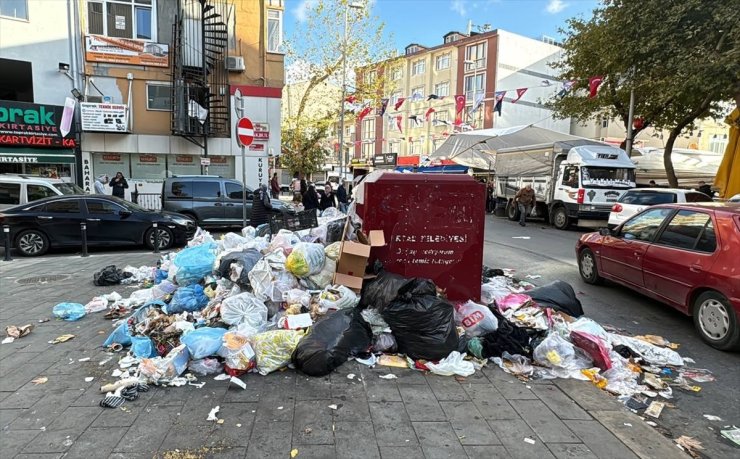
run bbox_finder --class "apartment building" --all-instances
[354,29,569,165]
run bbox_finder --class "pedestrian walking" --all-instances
[270,172,281,199]
[292,178,302,202]
[319,183,336,211]
[514,184,536,227]
[336,179,349,213]
[94,174,109,194]
[302,184,320,212]
[251,183,273,227]
[697,181,713,197]
[300,177,308,195]
[486,181,495,213]
[109,172,128,199]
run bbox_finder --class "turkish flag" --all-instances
[454,94,465,125]
[357,106,372,121]
[394,98,406,111]
[425,107,436,121]
[588,76,604,98]
[396,115,403,133]
[512,88,527,103]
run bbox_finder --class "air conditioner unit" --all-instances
[225,56,245,72]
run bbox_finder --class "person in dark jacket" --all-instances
[250,183,272,227]
[109,172,128,199]
[336,179,348,213]
[319,183,336,211]
[697,181,713,197]
[300,177,308,195]
[302,184,320,211]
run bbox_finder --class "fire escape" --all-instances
[171,0,230,155]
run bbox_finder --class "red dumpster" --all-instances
[354,171,486,301]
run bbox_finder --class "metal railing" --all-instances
[132,193,162,210]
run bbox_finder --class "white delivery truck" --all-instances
[494,140,636,230]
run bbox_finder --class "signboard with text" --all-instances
[0,100,77,148]
[254,122,269,139]
[81,103,129,132]
[85,35,169,67]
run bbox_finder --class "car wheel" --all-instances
[552,206,570,230]
[15,229,49,257]
[506,201,520,221]
[578,248,603,285]
[693,291,740,351]
[145,226,174,251]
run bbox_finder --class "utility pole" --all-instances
[625,88,635,157]
[338,2,363,181]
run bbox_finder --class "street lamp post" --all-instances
[338,2,364,181]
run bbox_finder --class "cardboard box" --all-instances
[333,229,385,291]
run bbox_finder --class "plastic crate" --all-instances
[269,210,318,233]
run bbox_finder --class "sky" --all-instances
[285,0,601,52]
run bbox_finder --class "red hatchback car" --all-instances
[575,203,740,350]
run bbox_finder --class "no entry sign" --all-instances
[236,117,254,147]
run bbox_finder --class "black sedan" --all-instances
[0,195,196,256]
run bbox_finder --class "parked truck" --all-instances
[494,140,636,229]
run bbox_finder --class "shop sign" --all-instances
[373,153,398,167]
[254,122,269,139]
[138,154,158,163]
[200,157,210,166]
[81,103,129,132]
[85,35,169,68]
[175,155,194,163]
[102,154,122,162]
[210,155,228,164]
[0,100,77,148]
[248,143,265,152]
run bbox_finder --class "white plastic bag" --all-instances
[248,258,274,301]
[318,285,358,313]
[608,333,683,366]
[219,292,268,334]
[220,232,252,251]
[218,331,256,371]
[128,288,154,306]
[269,230,300,255]
[427,351,475,377]
[308,258,337,290]
[325,242,341,261]
[267,271,297,302]
[241,226,256,239]
[481,277,513,304]
[455,301,498,337]
[569,317,610,343]
[188,227,215,247]
[285,242,326,277]
[84,297,108,313]
[284,289,311,308]
[533,333,592,377]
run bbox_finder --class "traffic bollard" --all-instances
[152,223,160,254]
[80,222,89,257]
[3,225,11,262]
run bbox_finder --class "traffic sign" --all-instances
[236,117,254,146]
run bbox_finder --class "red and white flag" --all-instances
[512,88,528,103]
[394,98,406,111]
[357,106,372,121]
[395,115,403,133]
[588,76,604,98]
[454,94,466,125]
[425,107,436,121]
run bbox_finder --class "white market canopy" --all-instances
[430,125,587,169]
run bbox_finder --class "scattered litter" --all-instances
[84,377,95,382]
[524,437,536,444]
[703,414,722,422]
[291,449,299,458]
[78,357,91,362]
[378,355,407,368]
[720,427,740,447]
[31,377,48,385]
[683,357,696,364]
[328,404,338,410]
[6,324,33,339]
[675,436,704,457]
[347,373,356,380]
[230,377,246,390]
[206,406,220,421]
[645,421,657,427]
[214,374,231,381]
[624,423,632,427]
[277,406,284,410]
[525,275,541,279]
[49,334,75,344]
[355,355,378,367]
[38,318,50,323]
[1,337,14,344]
[644,401,665,419]
[188,381,206,389]
[378,374,397,380]
[236,423,242,427]
[512,236,531,239]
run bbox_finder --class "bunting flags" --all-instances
[541,80,552,87]
[410,92,424,103]
[379,98,389,117]
[494,91,506,115]
[454,94,466,125]
[425,107,436,121]
[512,88,528,103]
[395,115,403,133]
[471,93,484,113]
[394,98,406,111]
[357,106,372,122]
[557,80,576,98]
[588,76,604,98]
[427,94,441,101]
[345,95,357,103]
[409,115,420,126]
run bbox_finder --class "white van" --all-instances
[0,174,84,210]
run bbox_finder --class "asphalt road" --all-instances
[482,214,740,458]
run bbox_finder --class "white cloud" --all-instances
[293,0,318,23]
[450,0,468,17]
[545,0,568,14]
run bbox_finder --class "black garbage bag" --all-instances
[527,280,584,317]
[292,309,372,376]
[93,265,130,286]
[324,218,347,244]
[381,279,459,361]
[359,269,417,312]
[478,310,535,358]
[216,249,262,289]
[482,265,505,282]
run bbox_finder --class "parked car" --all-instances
[576,202,740,350]
[0,195,196,256]
[608,188,713,228]
[729,193,740,203]
[0,174,85,210]
[161,176,293,228]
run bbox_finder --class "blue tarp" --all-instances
[394,165,469,174]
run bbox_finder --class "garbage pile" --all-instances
[53,208,712,420]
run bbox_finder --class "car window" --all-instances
[55,183,84,195]
[619,191,676,205]
[562,166,579,187]
[193,181,221,198]
[27,184,58,202]
[43,200,80,214]
[685,192,713,203]
[170,181,192,198]
[0,183,21,205]
[225,182,244,199]
[656,210,715,252]
[86,199,125,215]
[619,207,673,242]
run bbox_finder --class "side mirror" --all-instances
[119,210,133,218]
[599,228,611,237]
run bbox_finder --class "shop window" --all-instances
[27,185,57,202]
[0,183,21,206]
[146,83,172,111]
[267,9,283,53]
[87,199,125,214]
[44,200,81,214]
[87,0,156,41]
[0,0,28,20]
[0,58,33,102]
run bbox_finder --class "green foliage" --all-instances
[280,124,331,177]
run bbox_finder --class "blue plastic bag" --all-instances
[155,269,168,284]
[174,243,216,286]
[181,327,227,359]
[131,336,157,358]
[103,322,132,347]
[164,285,208,314]
[52,302,86,321]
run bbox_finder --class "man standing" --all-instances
[514,184,536,227]
[251,183,273,228]
[270,172,281,199]
[336,179,349,213]
[94,174,109,194]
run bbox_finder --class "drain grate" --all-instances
[16,274,71,285]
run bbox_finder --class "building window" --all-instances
[435,53,450,71]
[0,0,28,20]
[709,135,728,154]
[411,59,425,76]
[390,91,402,106]
[391,67,402,80]
[435,111,449,123]
[267,9,283,53]
[364,70,376,85]
[464,73,485,102]
[434,81,450,97]
[388,142,399,154]
[0,58,33,102]
[146,83,172,110]
[267,0,283,6]
[465,42,487,71]
[87,1,157,41]
[411,86,424,100]
[362,142,375,158]
[362,119,375,140]
[601,118,609,128]
[406,45,419,55]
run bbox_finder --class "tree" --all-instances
[549,0,740,186]
[281,0,397,177]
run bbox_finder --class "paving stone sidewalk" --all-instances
[0,251,683,459]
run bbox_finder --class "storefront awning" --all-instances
[0,147,77,164]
